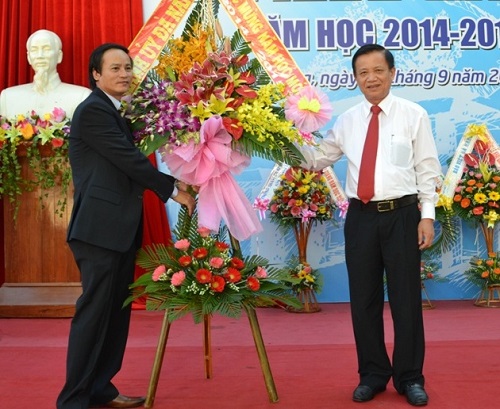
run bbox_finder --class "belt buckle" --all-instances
[377,200,395,212]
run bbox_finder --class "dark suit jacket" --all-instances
[67,88,175,252]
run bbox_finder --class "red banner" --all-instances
[219,0,309,94]
[128,0,309,95]
[128,0,193,93]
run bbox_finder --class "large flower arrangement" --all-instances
[126,208,301,323]
[451,137,500,253]
[452,139,500,227]
[0,107,71,219]
[122,2,332,241]
[123,23,313,162]
[265,167,336,301]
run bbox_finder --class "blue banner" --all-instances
[149,0,499,302]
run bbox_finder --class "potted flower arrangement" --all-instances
[0,107,72,219]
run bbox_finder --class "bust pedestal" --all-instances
[0,152,81,317]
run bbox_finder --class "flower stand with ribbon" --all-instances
[446,124,500,307]
[122,0,339,405]
[264,166,339,313]
[126,208,302,407]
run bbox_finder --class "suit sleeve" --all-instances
[77,101,175,202]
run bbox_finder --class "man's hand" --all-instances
[176,181,200,195]
[172,190,196,215]
[418,218,435,250]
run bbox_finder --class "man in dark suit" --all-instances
[56,43,195,409]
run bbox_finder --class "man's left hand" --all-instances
[418,218,435,250]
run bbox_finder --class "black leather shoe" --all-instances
[402,383,428,406]
[352,385,386,402]
[90,394,146,408]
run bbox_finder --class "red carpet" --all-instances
[0,301,499,409]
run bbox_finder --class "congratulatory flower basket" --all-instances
[125,206,302,405]
[125,206,301,323]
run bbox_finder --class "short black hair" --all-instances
[88,43,132,89]
[352,44,395,74]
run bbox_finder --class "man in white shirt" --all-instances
[301,44,441,407]
[0,29,90,118]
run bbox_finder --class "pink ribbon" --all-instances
[161,116,262,241]
[301,209,316,223]
[337,200,349,219]
[253,197,269,221]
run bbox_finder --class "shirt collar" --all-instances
[362,92,393,117]
[101,90,122,110]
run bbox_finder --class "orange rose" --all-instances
[460,198,471,208]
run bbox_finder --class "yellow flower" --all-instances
[297,185,310,194]
[305,274,315,283]
[489,191,500,201]
[474,192,488,204]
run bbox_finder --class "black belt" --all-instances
[349,194,418,213]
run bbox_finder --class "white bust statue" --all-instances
[0,29,91,119]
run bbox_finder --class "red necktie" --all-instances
[357,105,382,203]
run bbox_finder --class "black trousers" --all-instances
[344,201,425,393]
[56,239,138,409]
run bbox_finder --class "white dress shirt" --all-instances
[301,92,441,219]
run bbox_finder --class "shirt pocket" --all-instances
[390,134,412,167]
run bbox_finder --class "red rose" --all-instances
[210,275,226,292]
[246,276,260,291]
[196,269,212,283]
[193,247,208,259]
